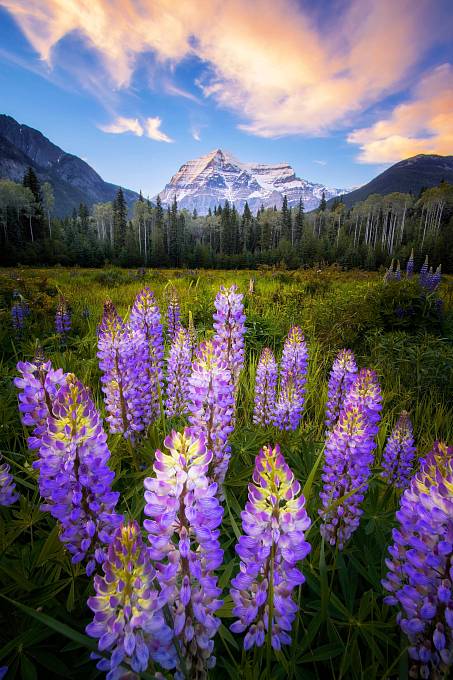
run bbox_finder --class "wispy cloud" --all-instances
[145,117,173,142]
[314,160,327,166]
[347,64,453,163]
[99,115,173,142]
[2,0,451,152]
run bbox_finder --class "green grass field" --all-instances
[0,266,452,679]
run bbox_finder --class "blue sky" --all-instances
[0,0,452,197]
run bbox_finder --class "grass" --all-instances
[0,265,452,679]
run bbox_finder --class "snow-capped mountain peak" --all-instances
[158,149,347,214]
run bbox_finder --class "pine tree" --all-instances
[294,198,304,246]
[319,191,327,212]
[241,201,253,252]
[23,167,44,239]
[281,195,291,243]
[112,188,127,256]
[221,200,233,255]
[169,196,178,265]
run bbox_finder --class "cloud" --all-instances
[191,127,201,142]
[99,116,143,136]
[314,160,327,166]
[347,64,453,163]
[144,116,173,142]
[2,0,450,139]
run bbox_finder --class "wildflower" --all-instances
[188,311,197,359]
[15,350,67,450]
[55,296,71,336]
[384,259,395,282]
[253,348,278,426]
[35,375,121,575]
[0,456,19,506]
[394,261,401,281]
[188,340,234,487]
[11,301,29,332]
[98,300,151,440]
[419,256,429,288]
[343,368,383,434]
[129,288,164,422]
[165,328,191,418]
[167,288,182,343]
[406,250,414,278]
[319,403,377,550]
[86,521,176,678]
[230,444,311,650]
[382,442,453,679]
[274,326,308,431]
[213,284,246,394]
[325,349,358,430]
[381,411,416,489]
[144,430,223,677]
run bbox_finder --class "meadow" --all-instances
[0,265,452,680]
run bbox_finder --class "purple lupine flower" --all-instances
[34,374,121,575]
[188,311,197,359]
[274,326,308,431]
[165,327,191,418]
[167,288,182,343]
[381,411,416,489]
[325,349,358,430]
[188,339,234,487]
[253,347,278,426]
[55,297,71,336]
[343,368,383,434]
[97,300,151,440]
[382,441,453,680]
[87,521,176,678]
[319,403,377,550]
[394,261,401,281]
[406,250,414,278]
[384,259,395,283]
[213,284,246,394]
[431,264,442,291]
[230,444,311,651]
[15,351,67,450]
[11,302,26,332]
[144,429,224,677]
[419,255,429,288]
[129,288,164,422]
[0,456,19,506]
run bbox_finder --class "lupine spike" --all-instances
[343,368,383,433]
[395,260,401,281]
[188,311,197,359]
[381,411,416,489]
[319,403,377,549]
[274,326,308,431]
[144,429,224,678]
[0,455,19,506]
[98,300,152,440]
[86,521,176,678]
[129,288,165,422]
[213,284,246,394]
[406,249,414,278]
[15,351,67,451]
[167,287,182,343]
[55,296,71,336]
[419,255,429,288]
[230,444,311,650]
[165,327,191,418]
[34,374,121,575]
[382,441,453,679]
[325,349,358,430]
[188,339,234,487]
[11,300,29,333]
[253,347,278,426]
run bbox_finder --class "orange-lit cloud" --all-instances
[1,0,450,146]
[348,64,453,162]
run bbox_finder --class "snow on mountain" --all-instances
[157,149,347,214]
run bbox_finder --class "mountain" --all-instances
[331,154,453,208]
[158,149,347,214]
[0,114,139,216]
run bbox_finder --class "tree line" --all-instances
[1,167,452,271]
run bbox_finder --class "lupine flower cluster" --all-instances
[319,403,377,549]
[382,441,453,679]
[325,349,358,430]
[253,347,278,426]
[98,300,152,440]
[381,411,416,489]
[15,351,67,450]
[167,288,182,342]
[188,311,197,358]
[0,455,19,506]
[144,429,224,678]
[34,374,121,575]
[55,296,71,336]
[86,521,176,679]
[419,256,429,288]
[165,327,192,418]
[129,288,165,422]
[188,340,234,487]
[274,326,308,431]
[11,298,30,333]
[422,265,442,293]
[343,368,383,434]
[230,444,311,650]
[213,284,246,394]
[406,250,414,278]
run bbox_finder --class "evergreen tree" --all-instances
[319,191,327,212]
[23,167,44,239]
[112,188,127,256]
[169,196,178,265]
[294,198,304,246]
[221,200,233,255]
[281,195,291,242]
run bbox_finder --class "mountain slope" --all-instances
[331,154,453,208]
[0,114,139,216]
[158,149,347,214]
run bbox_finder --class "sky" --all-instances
[0,0,452,198]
